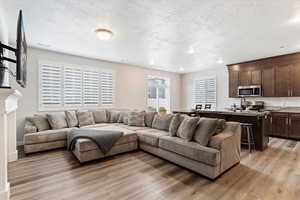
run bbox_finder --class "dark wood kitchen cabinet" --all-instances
[227,52,300,97]
[270,113,289,137]
[275,64,291,97]
[269,112,300,139]
[229,70,239,98]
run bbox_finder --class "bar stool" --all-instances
[241,123,255,153]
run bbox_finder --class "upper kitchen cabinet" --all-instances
[228,52,300,98]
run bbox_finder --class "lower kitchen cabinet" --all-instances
[269,112,300,139]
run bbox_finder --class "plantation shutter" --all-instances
[39,64,63,107]
[83,70,99,105]
[64,67,82,106]
[100,71,114,105]
[193,78,216,108]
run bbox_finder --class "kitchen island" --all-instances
[173,109,270,151]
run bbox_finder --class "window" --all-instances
[193,77,216,109]
[147,75,170,112]
[39,62,115,110]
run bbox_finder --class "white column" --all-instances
[0,89,22,200]
[7,111,17,162]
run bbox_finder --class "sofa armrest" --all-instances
[24,119,37,134]
[208,122,241,173]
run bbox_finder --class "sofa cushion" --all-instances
[80,123,111,128]
[92,110,108,123]
[215,119,226,135]
[159,136,220,166]
[144,111,157,127]
[176,116,199,141]
[32,114,51,131]
[77,111,95,127]
[109,111,120,123]
[193,118,219,146]
[169,114,182,136]
[118,111,128,124]
[137,128,169,147]
[47,112,68,129]
[116,123,149,131]
[65,111,79,128]
[152,114,174,131]
[24,128,74,145]
[128,111,145,127]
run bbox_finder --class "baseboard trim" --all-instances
[0,183,10,200]
[8,150,18,162]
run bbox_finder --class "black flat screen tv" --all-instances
[16,10,27,88]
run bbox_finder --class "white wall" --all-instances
[182,66,300,110]
[12,48,182,144]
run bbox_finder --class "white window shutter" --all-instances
[83,70,99,105]
[193,78,216,108]
[64,67,82,106]
[40,64,63,107]
[100,71,114,105]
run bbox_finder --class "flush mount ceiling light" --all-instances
[179,67,185,71]
[95,28,113,40]
[187,47,195,54]
[217,58,224,64]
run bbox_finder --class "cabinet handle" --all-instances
[271,117,272,124]
[286,118,289,125]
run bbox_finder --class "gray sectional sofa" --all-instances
[23,109,241,179]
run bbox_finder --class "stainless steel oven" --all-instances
[237,85,262,97]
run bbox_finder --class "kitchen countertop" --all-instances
[173,109,270,117]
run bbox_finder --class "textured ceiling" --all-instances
[3,0,300,73]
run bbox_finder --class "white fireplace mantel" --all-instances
[0,89,22,200]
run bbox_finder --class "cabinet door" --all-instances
[262,67,275,97]
[229,70,239,97]
[251,70,261,85]
[289,114,300,139]
[271,113,289,137]
[239,71,252,86]
[275,65,291,97]
[291,63,300,97]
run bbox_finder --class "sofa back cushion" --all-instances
[152,114,174,131]
[77,111,95,127]
[193,117,219,146]
[176,116,199,141]
[144,111,157,127]
[31,114,50,131]
[65,110,79,127]
[92,110,108,123]
[169,114,182,136]
[215,119,226,135]
[47,112,68,129]
[127,111,146,127]
[118,111,129,124]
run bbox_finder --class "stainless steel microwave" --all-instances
[237,85,262,97]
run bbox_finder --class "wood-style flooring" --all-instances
[8,138,300,200]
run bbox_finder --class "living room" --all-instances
[1,1,300,200]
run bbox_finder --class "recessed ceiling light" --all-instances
[179,67,184,71]
[150,60,155,65]
[95,28,113,40]
[187,47,195,54]
[217,58,223,64]
[289,15,300,24]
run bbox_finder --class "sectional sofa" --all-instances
[23,109,241,179]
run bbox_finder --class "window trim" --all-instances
[38,60,115,112]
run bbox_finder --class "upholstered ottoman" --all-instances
[72,125,138,163]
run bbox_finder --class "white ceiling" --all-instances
[3,0,300,73]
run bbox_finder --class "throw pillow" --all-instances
[47,112,68,129]
[65,110,79,128]
[31,114,51,131]
[169,114,182,136]
[76,110,95,127]
[176,116,199,141]
[128,111,146,127]
[92,110,107,123]
[144,111,157,127]
[118,111,129,124]
[152,114,174,131]
[109,111,120,123]
[215,119,226,135]
[193,117,219,146]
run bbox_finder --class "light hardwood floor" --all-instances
[8,138,300,200]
